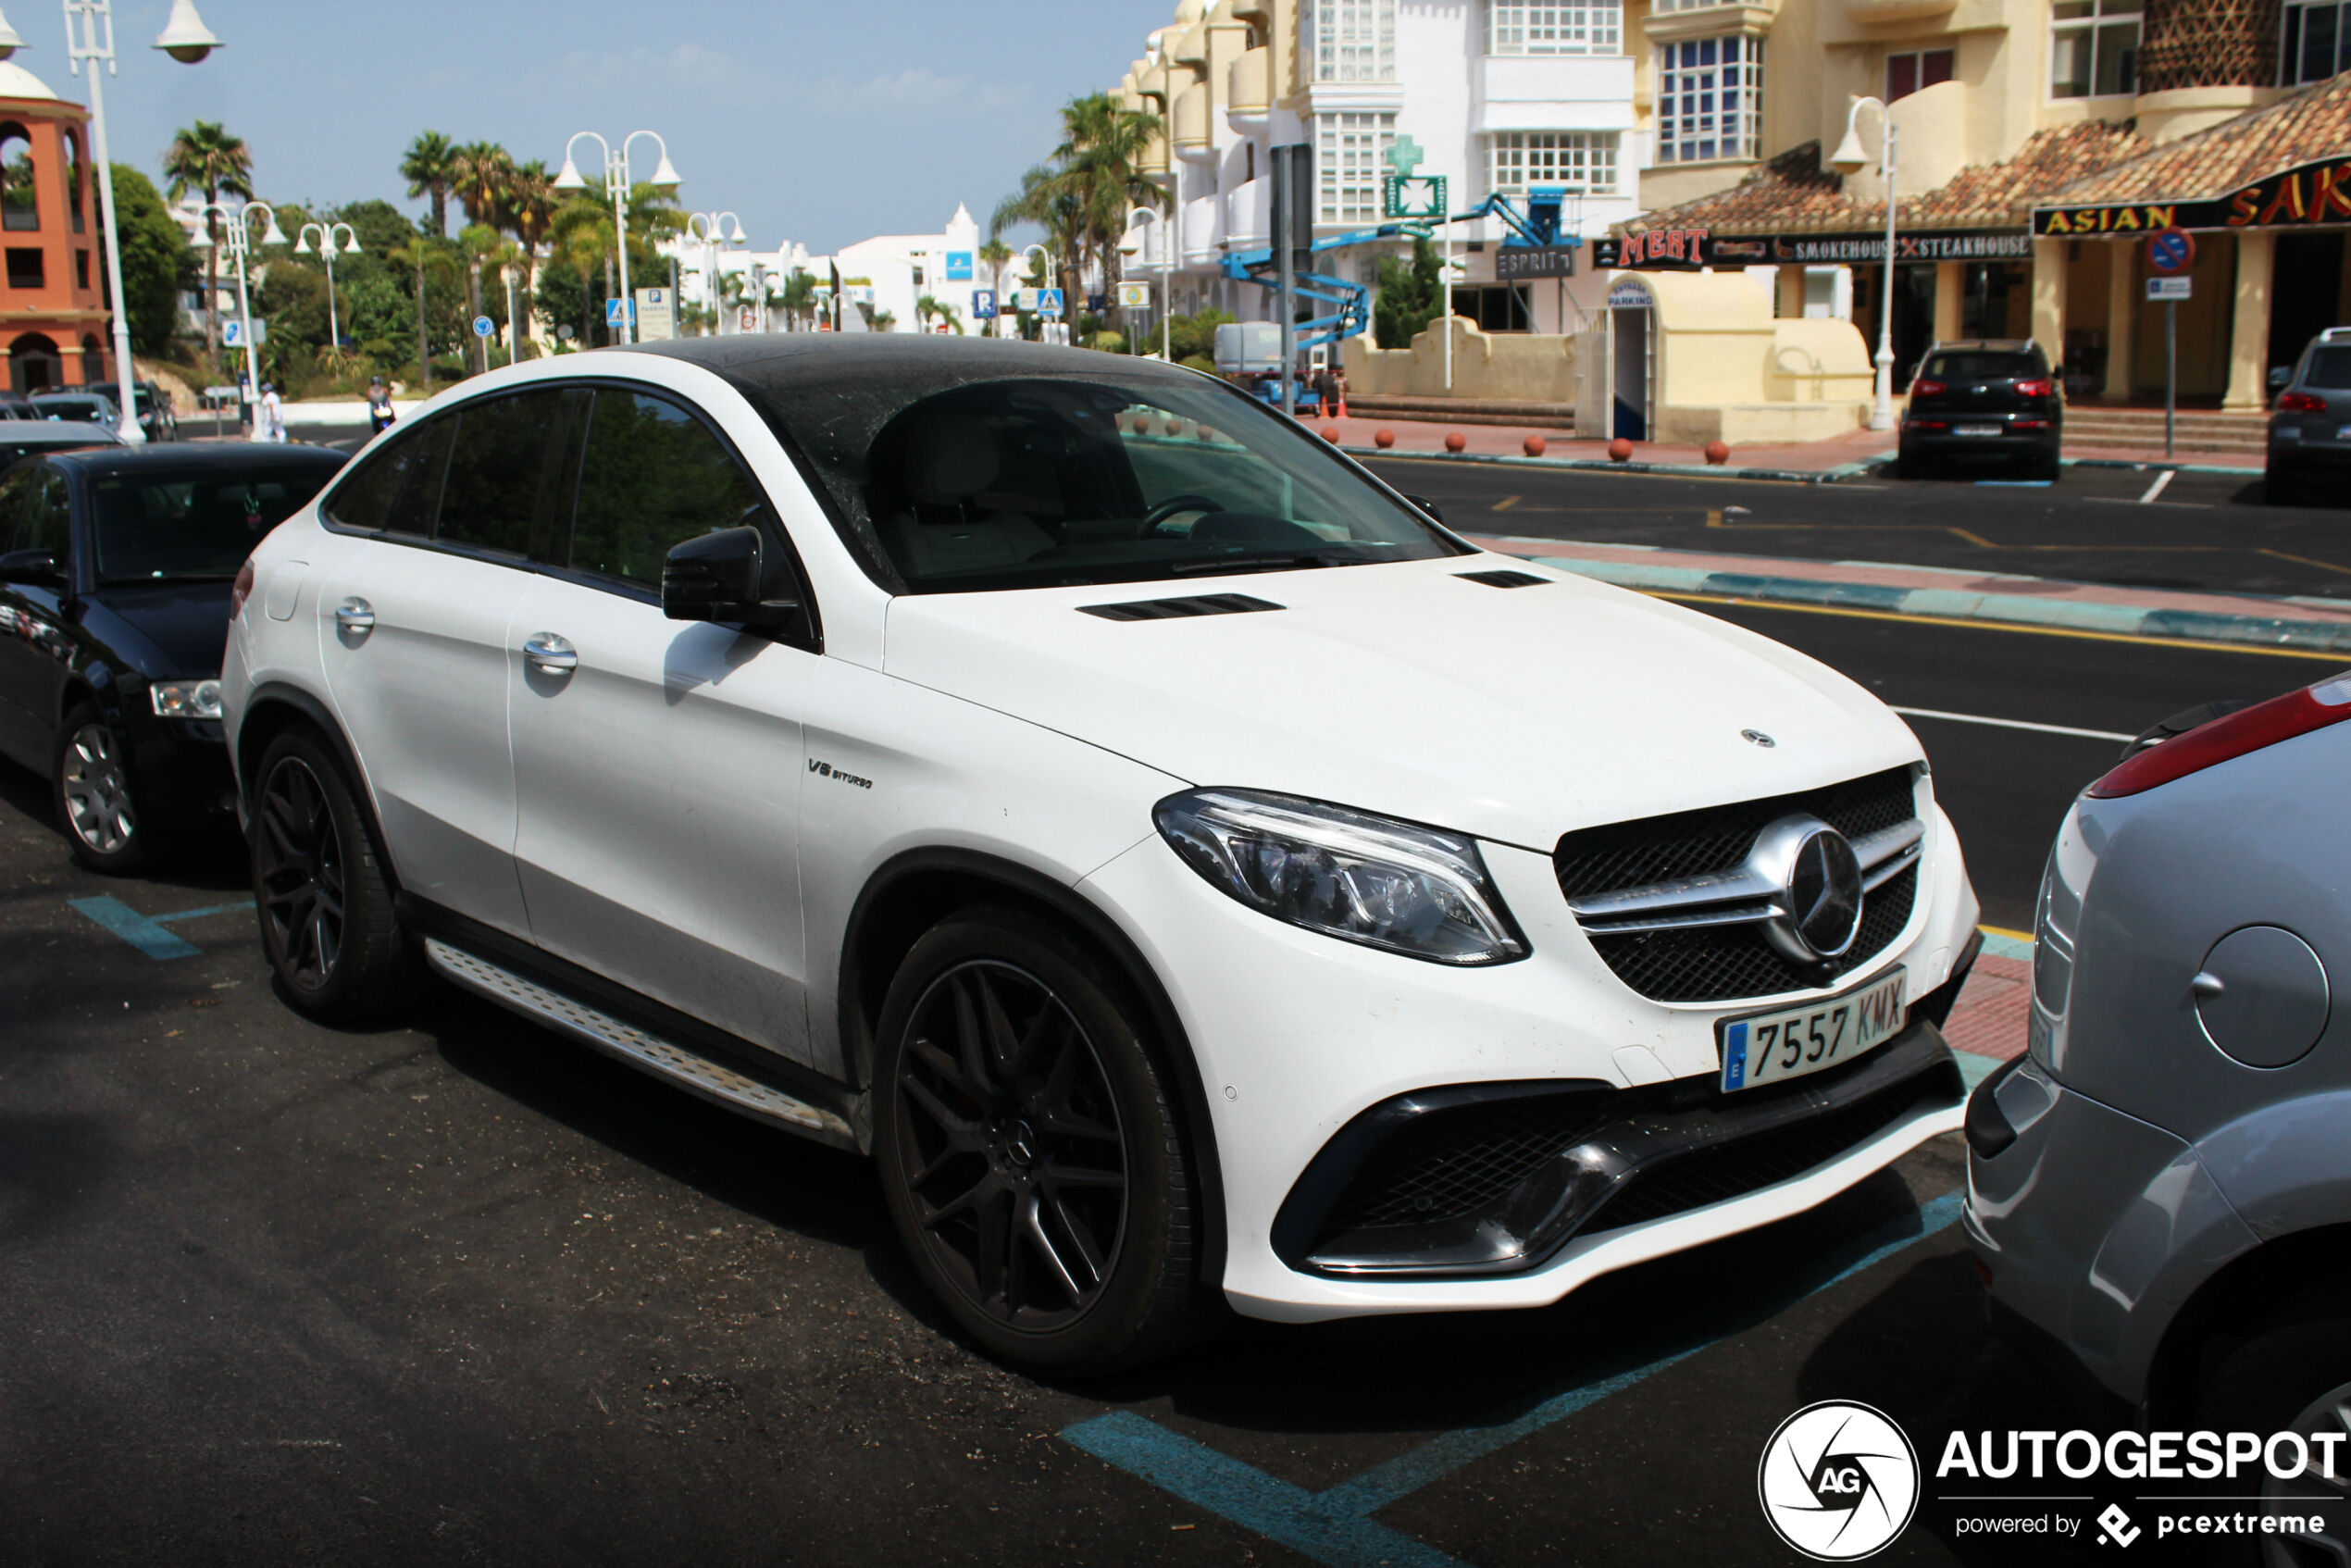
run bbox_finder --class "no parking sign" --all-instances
[2148,228,2196,275]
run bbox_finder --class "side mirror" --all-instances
[0,547,61,586]
[661,525,801,628]
[2270,366,2294,391]
[1403,493,1444,524]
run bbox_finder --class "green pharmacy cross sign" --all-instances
[1383,133,1446,219]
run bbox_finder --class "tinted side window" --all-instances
[0,467,37,551]
[323,424,426,532]
[18,469,68,556]
[570,390,771,585]
[435,389,579,559]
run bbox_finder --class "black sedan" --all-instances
[0,443,345,871]
[1895,339,2063,480]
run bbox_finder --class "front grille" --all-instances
[1583,1068,1939,1235]
[1557,767,1921,1003]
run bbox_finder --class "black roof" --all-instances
[39,442,346,477]
[618,333,1203,396]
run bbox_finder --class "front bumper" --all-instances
[129,715,236,826]
[1079,800,1981,1321]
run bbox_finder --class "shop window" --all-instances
[2050,0,2139,98]
[1313,0,1395,81]
[6,247,42,289]
[2281,0,2351,85]
[0,126,35,232]
[1887,48,1955,101]
[1487,0,1621,56]
[1658,35,1763,163]
[1316,111,1394,224]
[1486,131,1618,197]
[1453,284,1532,332]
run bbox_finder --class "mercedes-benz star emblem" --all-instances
[1742,728,1775,747]
[1751,815,1867,965]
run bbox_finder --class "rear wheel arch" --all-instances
[2145,1221,2351,1422]
[840,847,1226,1290]
[235,683,402,896]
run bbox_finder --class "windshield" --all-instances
[1920,352,2043,381]
[754,371,1463,593]
[2303,346,2351,390]
[91,466,335,581]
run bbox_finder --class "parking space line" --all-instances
[69,896,251,961]
[2139,469,2177,504]
[1889,705,2135,742]
[1064,1192,1965,1567]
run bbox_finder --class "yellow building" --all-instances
[1605,0,2351,410]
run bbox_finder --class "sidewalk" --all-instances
[1318,411,2263,477]
[1464,530,2351,654]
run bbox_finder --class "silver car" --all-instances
[2266,326,2351,504]
[1965,669,2351,1544]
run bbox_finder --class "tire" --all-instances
[53,704,146,874]
[1896,450,1928,481]
[2195,1279,2351,1566]
[2027,454,2061,483]
[872,906,1204,1375]
[248,725,413,1023]
[2267,466,2303,505]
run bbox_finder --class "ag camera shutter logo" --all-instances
[1758,1400,1921,1560]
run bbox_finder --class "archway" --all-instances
[10,331,61,392]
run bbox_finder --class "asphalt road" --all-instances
[2,604,2320,1567]
[1365,456,2351,602]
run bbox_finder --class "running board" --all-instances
[424,939,858,1151]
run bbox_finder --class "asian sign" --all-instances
[2032,156,2351,235]
[1592,229,2034,269]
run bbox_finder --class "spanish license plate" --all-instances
[1719,969,1907,1092]
[1953,425,2001,437]
[2336,425,2351,440]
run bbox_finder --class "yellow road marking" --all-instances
[1491,494,1520,511]
[2259,547,2351,577]
[1645,591,2351,662]
[1981,925,2036,944]
[1948,528,1999,549]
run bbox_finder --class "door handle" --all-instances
[334,597,375,633]
[523,631,578,673]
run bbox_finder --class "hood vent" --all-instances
[1457,569,1549,589]
[1079,592,1284,622]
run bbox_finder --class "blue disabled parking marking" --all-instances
[70,896,251,961]
[1063,1192,1964,1568]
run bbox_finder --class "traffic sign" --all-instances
[1116,280,1151,309]
[971,289,997,319]
[1039,287,1064,319]
[222,318,266,347]
[471,315,493,339]
[2146,276,2192,302]
[605,297,634,329]
[2148,227,2196,275]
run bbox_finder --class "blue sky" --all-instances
[66,0,1171,252]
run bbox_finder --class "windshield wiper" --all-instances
[1167,548,1372,575]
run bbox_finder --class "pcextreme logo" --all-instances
[1758,1400,1922,1561]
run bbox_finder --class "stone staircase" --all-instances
[2061,405,2268,455]
[1344,394,1578,432]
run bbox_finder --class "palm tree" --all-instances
[386,232,456,392]
[161,119,253,364]
[457,222,507,373]
[991,94,1164,338]
[778,268,817,332]
[400,131,460,238]
[451,141,514,230]
[501,160,557,344]
[548,181,683,344]
[976,237,1014,335]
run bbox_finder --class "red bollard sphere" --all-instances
[1704,440,1731,466]
[1445,430,1467,453]
[1374,429,1396,449]
[1163,418,1184,437]
[1320,424,1339,442]
[1523,434,1547,458]
[1608,438,1634,461]
[1197,427,1217,443]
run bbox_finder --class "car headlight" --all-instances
[151,679,222,719]
[1153,789,1527,965]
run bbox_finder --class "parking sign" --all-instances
[971,289,997,320]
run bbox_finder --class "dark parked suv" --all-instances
[2264,325,2351,504]
[1896,340,2062,481]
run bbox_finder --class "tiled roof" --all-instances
[2038,73,2351,204]
[1625,121,2150,236]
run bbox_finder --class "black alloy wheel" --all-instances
[874,909,1204,1374]
[255,753,346,991]
[893,958,1129,1331]
[247,726,412,1023]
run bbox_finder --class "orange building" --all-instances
[0,61,107,393]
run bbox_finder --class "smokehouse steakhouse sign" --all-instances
[1594,229,2034,269]
[2033,156,2351,235]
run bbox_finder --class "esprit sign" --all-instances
[2033,156,2351,235]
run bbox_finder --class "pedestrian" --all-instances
[256,380,284,443]
[1312,362,1339,418]
[1332,362,1350,419]
[367,375,395,435]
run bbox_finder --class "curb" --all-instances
[1517,552,2351,654]
[1347,445,2265,482]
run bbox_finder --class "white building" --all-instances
[667,205,1014,335]
[1116,0,1643,335]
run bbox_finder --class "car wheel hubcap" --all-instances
[255,757,346,989]
[2261,1379,2351,1567]
[892,959,1128,1333]
[60,723,134,855]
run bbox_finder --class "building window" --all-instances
[2281,0,2351,84]
[1486,131,1619,197]
[1886,47,1955,100]
[0,126,34,232]
[2050,0,2138,98]
[1657,36,1763,164]
[1316,111,1395,223]
[1313,0,1395,81]
[74,249,88,289]
[63,131,81,234]
[6,247,43,289]
[1487,0,1622,56]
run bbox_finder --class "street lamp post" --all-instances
[186,199,284,430]
[683,210,740,335]
[554,130,680,345]
[51,0,222,442]
[294,220,359,355]
[1830,96,1899,432]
